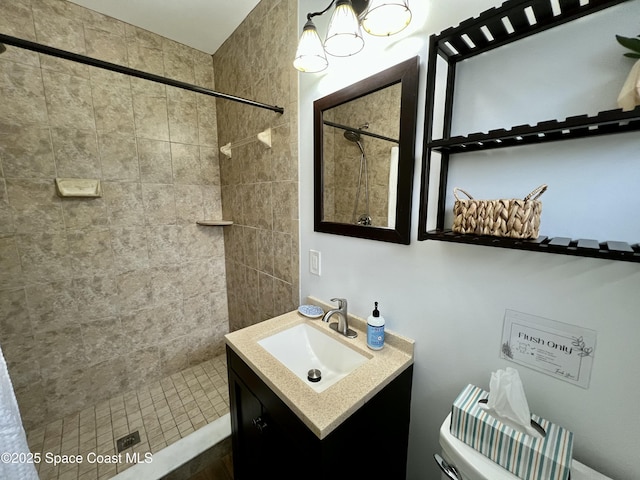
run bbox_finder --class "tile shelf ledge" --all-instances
[196,220,234,226]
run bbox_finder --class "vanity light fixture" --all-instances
[293,0,412,73]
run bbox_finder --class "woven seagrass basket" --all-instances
[452,185,547,239]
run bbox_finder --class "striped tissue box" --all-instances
[450,384,573,480]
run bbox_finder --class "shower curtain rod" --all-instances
[323,120,399,144]
[0,33,285,114]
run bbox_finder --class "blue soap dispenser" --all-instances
[367,302,385,350]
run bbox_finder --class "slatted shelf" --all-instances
[434,0,628,62]
[428,106,640,153]
[425,230,640,262]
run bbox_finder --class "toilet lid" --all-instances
[439,413,612,480]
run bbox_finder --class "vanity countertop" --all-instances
[224,297,414,439]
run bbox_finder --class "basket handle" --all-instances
[453,187,474,201]
[524,184,547,201]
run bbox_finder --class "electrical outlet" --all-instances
[309,250,321,276]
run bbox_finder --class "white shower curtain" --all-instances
[0,344,38,480]
[387,146,399,228]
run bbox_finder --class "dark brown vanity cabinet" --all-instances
[226,346,413,480]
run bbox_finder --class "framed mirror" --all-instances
[314,56,419,244]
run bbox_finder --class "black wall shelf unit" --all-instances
[417,0,640,263]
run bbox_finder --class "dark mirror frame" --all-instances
[313,56,420,244]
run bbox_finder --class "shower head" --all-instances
[343,129,361,143]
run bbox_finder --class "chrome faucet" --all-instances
[323,298,357,339]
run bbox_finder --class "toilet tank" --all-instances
[438,413,612,480]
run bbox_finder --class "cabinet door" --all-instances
[229,367,307,479]
[228,368,266,479]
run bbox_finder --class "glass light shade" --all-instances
[293,20,329,73]
[361,0,412,37]
[323,0,364,57]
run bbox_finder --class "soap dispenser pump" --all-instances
[367,302,385,350]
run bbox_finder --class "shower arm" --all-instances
[0,33,284,114]
[323,120,399,144]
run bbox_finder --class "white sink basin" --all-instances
[257,323,369,393]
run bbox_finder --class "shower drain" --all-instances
[116,431,141,453]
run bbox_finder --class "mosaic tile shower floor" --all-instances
[25,354,230,480]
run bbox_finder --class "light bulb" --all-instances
[293,19,329,73]
[324,0,364,57]
[361,0,412,37]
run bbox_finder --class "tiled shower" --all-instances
[0,0,299,478]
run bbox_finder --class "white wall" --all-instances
[298,1,640,479]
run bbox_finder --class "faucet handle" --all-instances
[330,297,347,310]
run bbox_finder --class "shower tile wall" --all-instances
[0,0,228,430]
[213,0,300,331]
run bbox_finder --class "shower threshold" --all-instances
[26,354,231,480]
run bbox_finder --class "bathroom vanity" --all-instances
[225,302,414,479]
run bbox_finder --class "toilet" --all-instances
[437,413,612,480]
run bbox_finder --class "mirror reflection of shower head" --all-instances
[343,123,369,144]
[343,129,360,143]
[344,129,365,154]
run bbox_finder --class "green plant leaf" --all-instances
[616,34,640,53]
[623,52,640,59]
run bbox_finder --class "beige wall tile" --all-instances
[25,280,77,333]
[146,225,181,266]
[171,143,201,184]
[174,184,204,224]
[142,184,176,225]
[257,229,274,276]
[32,0,86,54]
[168,93,199,145]
[116,269,153,312]
[13,203,65,235]
[149,265,183,305]
[162,39,195,84]
[98,133,140,181]
[0,127,55,178]
[0,288,31,338]
[138,138,173,184]
[67,228,115,274]
[81,316,126,365]
[133,95,170,141]
[127,43,165,76]
[17,232,71,283]
[42,70,95,129]
[0,237,23,289]
[72,275,119,320]
[202,185,223,220]
[0,61,49,127]
[91,75,135,135]
[125,24,163,50]
[0,0,36,41]
[159,336,190,376]
[51,127,101,178]
[84,27,127,65]
[36,326,86,377]
[103,181,145,226]
[61,198,109,229]
[109,225,150,273]
[199,147,220,185]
